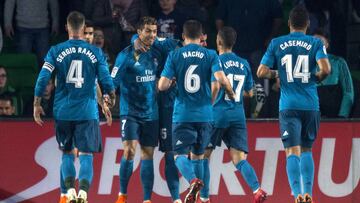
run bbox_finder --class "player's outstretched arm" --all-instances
[33,96,45,126]
[158,76,172,91]
[214,70,235,100]
[257,64,278,79]
[315,58,331,82]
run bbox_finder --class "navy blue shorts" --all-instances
[55,119,101,153]
[209,121,249,153]
[120,116,159,147]
[279,110,320,148]
[159,107,174,152]
[172,122,212,155]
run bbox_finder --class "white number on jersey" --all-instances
[225,74,245,102]
[184,65,200,93]
[66,60,84,88]
[281,54,310,83]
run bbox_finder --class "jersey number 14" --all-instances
[281,54,310,83]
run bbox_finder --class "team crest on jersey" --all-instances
[111,67,119,78]
[154,58,159,67]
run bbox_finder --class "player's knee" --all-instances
[301,147,312,153]
[141,147,155,160]
[203,148,213,159]
[230,150,247,165]
[123,147,136,160]
[285,146,301,157]
[190,153,204,160]
[63,149,76,155]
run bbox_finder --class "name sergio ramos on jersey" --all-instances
[56,47,98,63]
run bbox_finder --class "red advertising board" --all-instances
[0,120,359,203]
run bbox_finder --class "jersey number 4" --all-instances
[281,54,310,83]
[66,60,84,88]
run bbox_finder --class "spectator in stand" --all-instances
[313,29,354,118]
[84,21,95,44]
[0,65,22,115]
[216,0,283,118]
[92,0,148,54]
[4,0,59,66]
[156,0,186,39]
[0,94,16,116]
[93,27,114,67]
[24,79,55,118]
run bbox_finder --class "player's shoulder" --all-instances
[270,34,290,46]
[236,54,251,69]
[116,45,133,58]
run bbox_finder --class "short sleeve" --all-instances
[161,51,175,79]
[112,51,127,87]
[210,50,222,73]
[260,39,276,69]
[315,39,328,61]
[42,47,56,73]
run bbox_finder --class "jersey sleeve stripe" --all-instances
[43,62,55,72]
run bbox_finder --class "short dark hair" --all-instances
[85,20,94,28]
[137,16,157,30]
[0,94,13,105]
[218,26,237,49]
[183,20,203,40]
[289,5,309,30]
[67,11,85,31]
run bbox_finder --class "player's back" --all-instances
[213,52,253,124]
[49,39,105,120]
[266,32,327,111]
[169,43,220,122]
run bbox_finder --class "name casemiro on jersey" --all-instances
[280,40,312,51]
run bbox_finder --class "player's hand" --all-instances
[103,93,116,108]
[226,89,236,100]
[5,25,14,39]
[102,102,112,126]
[170,77,177,87]
[33,105,45,126]
[134,38,150,53]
